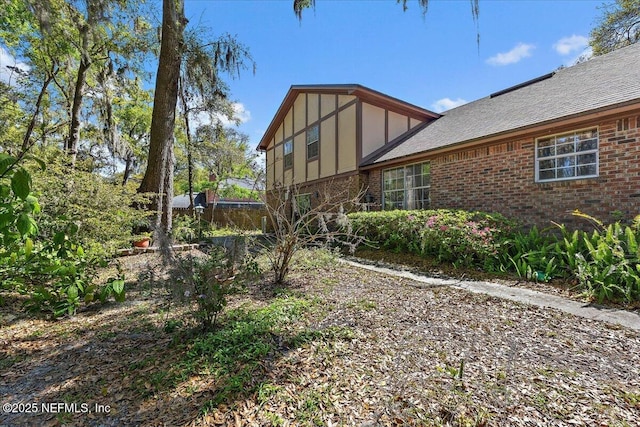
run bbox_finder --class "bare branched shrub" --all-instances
[262,179,366,284]
[154,227,260,331]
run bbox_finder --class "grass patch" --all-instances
[174,296,318,410]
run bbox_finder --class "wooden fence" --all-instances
[174,202,267,230]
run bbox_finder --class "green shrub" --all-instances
[351,208,640,303]
[169,247,261,330]
[349,209,514,268]
[31,149,151,256]
[495,226,562,281]
[1,152,127,316]
[171,214,199,243]
[568,215,640,303]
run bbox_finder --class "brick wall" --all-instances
[267,113,640,230]
[367,169,383,210]
[428,115,640,228]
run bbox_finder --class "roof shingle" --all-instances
[370,43,640,165]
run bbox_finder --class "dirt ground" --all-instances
[1,250,639,426]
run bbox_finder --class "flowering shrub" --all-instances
[351,209,640,303]
[349,209,514,268]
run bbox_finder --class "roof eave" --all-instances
[362,99,640,170]
[256,84,439,151]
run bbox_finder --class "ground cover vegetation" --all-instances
[349,209,640,305]
[1,248,639,426]
[2,0,640,424]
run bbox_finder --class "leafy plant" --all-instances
[1,152,128,316]
[349,209,513,269]
[30,149,152,257]
[169,247,260,330]
[570,215,640,303]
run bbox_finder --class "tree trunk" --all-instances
[178,78,195,217]
[22,67,56,153]
[65,56,90,166]
[138,0,186,235]
[122,152,134,185]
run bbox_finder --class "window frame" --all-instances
[306,125,319,160]
[382,161,431,210]
[535,128,599,183]
[283,139,293,169]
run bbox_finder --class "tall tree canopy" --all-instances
[0,0,155,166]
[591,0,640,56]
[293,0,480,43]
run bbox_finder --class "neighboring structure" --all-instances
[258,43,640,228]
[173,175,266,230]
[173,192,208,209]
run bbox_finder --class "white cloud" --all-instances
[215,102,251,127]
[192,102,251,129]
[0,46,29,84]
[430,97,467,113]
[486,43,535,66]
[231,102,251,124]
[553,35,589,56]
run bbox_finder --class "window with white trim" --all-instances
[535,128,598,182]
[382,162,431,210]
[283,139,293,169]
[306,125,319,160]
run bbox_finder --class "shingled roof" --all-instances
[365,42,640,166]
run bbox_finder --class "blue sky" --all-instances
[0,0,603,151]
[184,0,603,150]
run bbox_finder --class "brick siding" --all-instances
[429,115,640,228]
[267,114,640,230]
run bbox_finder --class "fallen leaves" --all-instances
[1,250,640,426]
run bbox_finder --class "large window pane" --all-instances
[382,162,430,210]
[536,129,598,182]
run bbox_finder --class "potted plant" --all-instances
[131,215,153,248]
[132,232,152,248]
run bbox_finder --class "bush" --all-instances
[31,149,151,256]
[1,152,127,317]
[350,208,640,304]
[568,215,640,303]
[494,226,562,281]
[168,247,261,331]
[349,209,514,268]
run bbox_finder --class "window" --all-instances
[382,162,431,210]
[535,128,598,182]
[306,125,319,160]
[283,139,293,168]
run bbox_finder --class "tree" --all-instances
[294,0,480,44]
[138,0,187,236]
[178,30,253,214]
[590,0,640,56]
[1,0,155,166]
[190,125,258,207]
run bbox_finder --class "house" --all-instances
[173,175,266,230]
[257,43,640,228]
[173,192,208,209]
